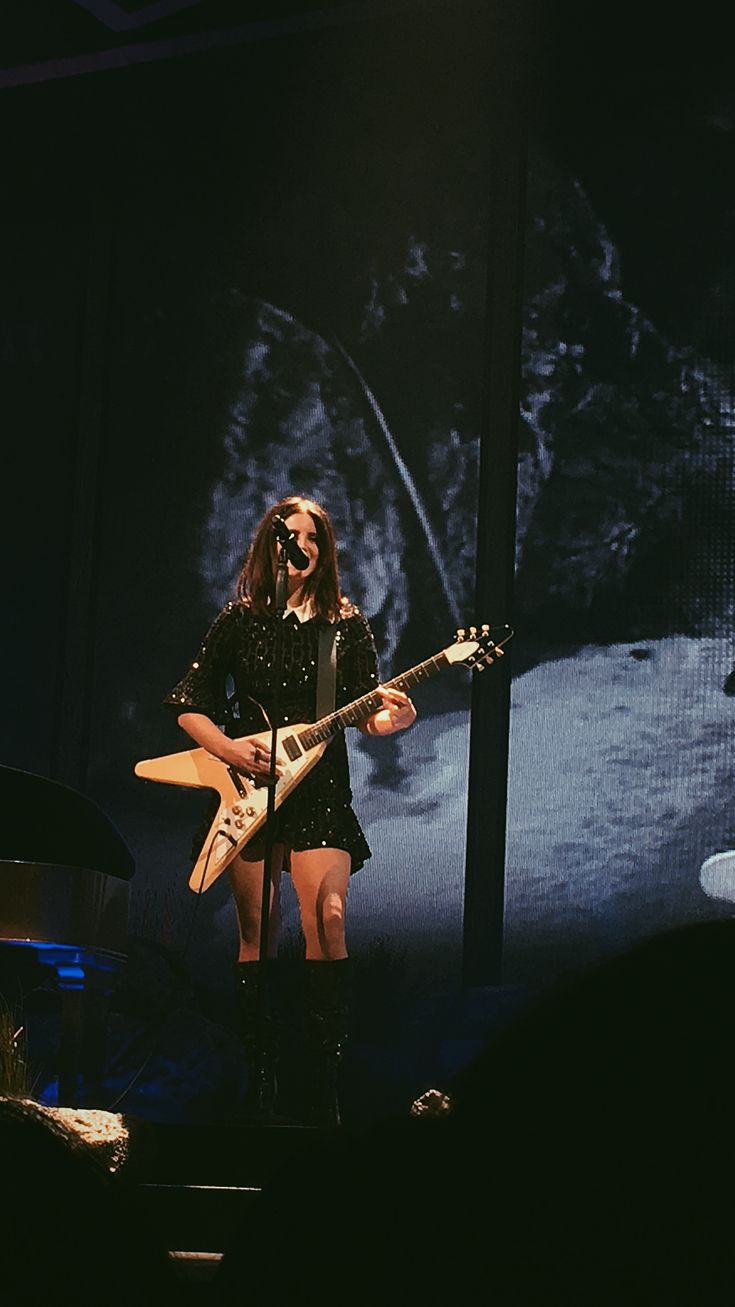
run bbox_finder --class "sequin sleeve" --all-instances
[337,608,381,708]
[163,600,241,724]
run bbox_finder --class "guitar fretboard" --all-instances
[298,651,451,750]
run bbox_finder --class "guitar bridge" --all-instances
[227,767,248,797]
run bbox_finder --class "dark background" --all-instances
[1,0,734,1120]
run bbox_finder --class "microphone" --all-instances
[271,515,310,570]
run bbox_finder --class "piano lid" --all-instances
[0,765,134,881]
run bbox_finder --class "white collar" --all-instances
[284,597,315,623]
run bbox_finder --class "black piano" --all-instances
[0,764,134,1105]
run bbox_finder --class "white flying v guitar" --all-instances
[135,623,513,893]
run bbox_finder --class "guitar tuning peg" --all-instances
[481,624,490,634]
[456,628,465,640]
[475,662,485,671]
[469,625,477,637]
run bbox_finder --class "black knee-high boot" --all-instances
[302,958,350,1127]
[235,960,278,1120]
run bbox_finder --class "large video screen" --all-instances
[504,60,735,984]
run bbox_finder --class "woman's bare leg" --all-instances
[289,847,351,960]
[229,842,285,960]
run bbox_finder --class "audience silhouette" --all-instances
[5,918,734,1304]
[214,918,735,1305]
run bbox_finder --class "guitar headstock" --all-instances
[445,623,514,671]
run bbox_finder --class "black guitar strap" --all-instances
[316,622,338,721]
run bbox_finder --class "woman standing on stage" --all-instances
[165,494,416,1125]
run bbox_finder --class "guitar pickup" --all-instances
[282,735,302,762]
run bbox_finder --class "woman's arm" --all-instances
[178,711,282,777]
[359,687,417,737]
[341,608,416,738]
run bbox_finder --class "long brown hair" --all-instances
[236,495,343,622]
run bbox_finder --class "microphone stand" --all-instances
[251,542,288,1119]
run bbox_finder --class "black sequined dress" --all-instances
[164,599,380,872]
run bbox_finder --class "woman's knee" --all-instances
[317,891,347,957]
[320,889,346,933]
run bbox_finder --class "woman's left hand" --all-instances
[375,686,417,734]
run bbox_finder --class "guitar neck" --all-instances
[298,651,451,750]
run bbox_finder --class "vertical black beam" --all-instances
[461,5,530,987]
